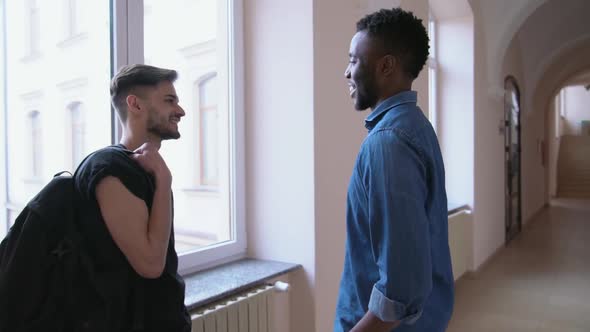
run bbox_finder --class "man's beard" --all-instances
[147,109,180,140]
[353,72,379,111]
[354,86,378,111]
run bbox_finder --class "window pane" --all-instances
[144,0,231,253]
[2,2,111,216]
[428,66,437,130]
[429,16,436,58]
[427,16,436,131]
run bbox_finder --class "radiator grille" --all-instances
[191,284,276,332]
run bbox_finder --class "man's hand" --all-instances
[350,311,400,332]
[131,142,172,186]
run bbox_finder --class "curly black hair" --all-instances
[357,8,429,79]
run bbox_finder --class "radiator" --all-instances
[191,282,288,332]
[448,209,473,280]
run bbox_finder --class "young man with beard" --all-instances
[334,8,454,332]
[73,64,190,331]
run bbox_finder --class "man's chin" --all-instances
[162,133,181,140]
[354,101,369,111]
[154,129,181,140]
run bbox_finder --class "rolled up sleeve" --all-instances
[361,130,433,325]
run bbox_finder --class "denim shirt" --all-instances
[334,91,454,332]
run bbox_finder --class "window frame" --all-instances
[0,0,7,239]
[428,14,438,134]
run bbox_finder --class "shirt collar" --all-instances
[365,90,417,130]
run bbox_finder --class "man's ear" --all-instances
[380,54,397,77]
[126,94,141,115]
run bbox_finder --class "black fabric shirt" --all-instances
[73,145,190,332]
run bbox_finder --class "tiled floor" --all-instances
[447,199,590,332]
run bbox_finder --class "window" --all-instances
[25,0,40,56]
[1,0,245,272]
[198,73,219,187]
[28,110,42,178]
[68,102,85,168]
[428,14,438,133]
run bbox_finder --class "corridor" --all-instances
[448,200,590,331]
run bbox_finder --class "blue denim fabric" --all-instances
[334,91,454,332]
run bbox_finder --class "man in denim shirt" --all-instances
[334,8,454,332]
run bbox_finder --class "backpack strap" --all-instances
[54,171,73,177]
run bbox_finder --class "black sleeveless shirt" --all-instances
[73,145,190,332]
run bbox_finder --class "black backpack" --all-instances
[0,172,95,331]
[0,148,144,332]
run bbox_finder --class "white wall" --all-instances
[243,1,317,332]
[514,0,590,112]
[521,108,547,223]
[471,0,506,268]
[312,1,364,331]
[469,0,546,89]
[563,85,590,135]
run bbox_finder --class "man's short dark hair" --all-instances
[110,64,178,122]
[357,8,429,79]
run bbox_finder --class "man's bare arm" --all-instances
[96,175,172,278]
[96,142,173,278]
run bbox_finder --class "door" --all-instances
[505,76,522,243]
